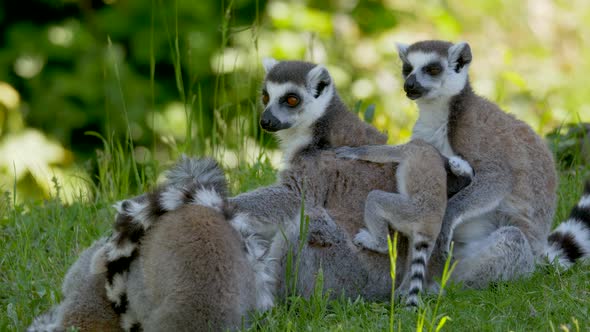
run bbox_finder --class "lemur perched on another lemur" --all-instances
[339,40,590,288]
[336,140,473,306]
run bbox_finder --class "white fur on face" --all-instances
[265,81,333,164]
[405,51,469,101]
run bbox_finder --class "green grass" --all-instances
[1,151,589,331]
[2,2,589,330]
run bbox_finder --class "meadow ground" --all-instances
[1,152,589,332]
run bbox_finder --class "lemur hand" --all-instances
[448,156,474,178]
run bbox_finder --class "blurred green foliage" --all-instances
[1,0,589,201]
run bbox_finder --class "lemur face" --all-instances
[259,58,333,133]
[396,41,472,101]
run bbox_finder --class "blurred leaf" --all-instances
[353,100,362,114]
[351,2,399,34]
[364,104,376,124]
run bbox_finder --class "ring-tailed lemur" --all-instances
[29,157,270,332]
[335,140,473,306]
[394,40,589,287]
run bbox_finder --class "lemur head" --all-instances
[259,58,334,133]
[396,40,472,101]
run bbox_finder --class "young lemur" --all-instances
[336,140,473,306]
[341,40,589,288]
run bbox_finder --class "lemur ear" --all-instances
[262,57,279,73]
[448,42,472,73]
[306,65,332,98]
[396,42,410,63]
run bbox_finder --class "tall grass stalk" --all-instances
[428,242,457,332]
[283,193,310,300]
[387,232,398,332]
[105,37,141,192]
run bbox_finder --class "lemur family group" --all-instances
[30,40,590,331]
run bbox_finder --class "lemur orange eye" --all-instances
[262,92,269,105]
[286,95,299,107]
[424,64,443,76]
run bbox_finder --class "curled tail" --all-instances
[545,181,590,268]
[91,156,229,330]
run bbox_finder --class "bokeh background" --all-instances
[1,0,589,201]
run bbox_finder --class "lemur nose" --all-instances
[260,110,281,132]
[404,75,417,91]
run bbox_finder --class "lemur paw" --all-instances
[334,146,365,160]
[448,156,474,177]
[353,229,388,253]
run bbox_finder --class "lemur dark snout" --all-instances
[260,109,288,132]
[403,74,426,100]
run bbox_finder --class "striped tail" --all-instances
[545,181,590,268]
[406,239,430,307]
[90,156,228,330]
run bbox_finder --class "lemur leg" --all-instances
[354,190,417,254]
[451,226,534,288]
[335,145,405,164]
[429,168,512,279]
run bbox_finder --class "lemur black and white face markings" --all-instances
[259,59,336,163]
[397,41,470,102]
[395,40,587,289]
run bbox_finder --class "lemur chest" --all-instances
[412,118,455,158]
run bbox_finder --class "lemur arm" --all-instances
[334,145,404,164]
[229,184,336,246]
[228,185,302,240]
[428,162,513,276]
